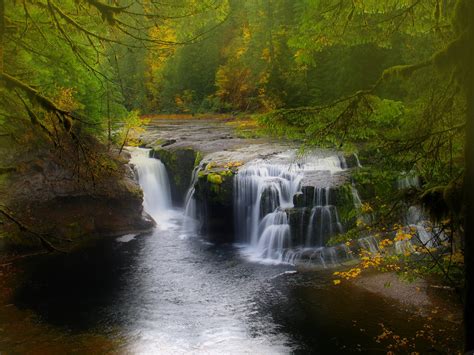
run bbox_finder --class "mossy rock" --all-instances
[194,151,203,167]
[194,168,235,243]
[196,168,235,206]
[207,173,223,185]
[151,147,201,206]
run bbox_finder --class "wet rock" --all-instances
[260,185,281,217]
[343,153,361,169]
[161,139,177,147]
[151,147,201,206]
[286,207,311,246]
[293,186,315,208]
[293,186,340,208]
[194,169,235,243]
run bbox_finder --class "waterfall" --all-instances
[351,186,363,209]
[256,210,291,262]
[397,171,420,190]
[402,205,446,249]
[305,188,343,247]
[234,154,348,264]
[351,185,373,225]
[130,148,172,222]
[353,153,362,168]
[182,165,201,235]
[234,164,302,263]
[357,236,379,254]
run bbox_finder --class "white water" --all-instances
[182,165,201,237]
[397,171,420,190]
[130,148,173,226]
[234,154,349,265]
[396,205,447,252]
[305,187,343,248]
[130,147,442,267]
[351,186,363,209]
[234,164,302,264]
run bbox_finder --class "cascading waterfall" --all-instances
[351,186,363,209]
[256,210,291,261]
[394,176,446,252]
[130,148,172,222]
[234,164,302,263]
[129,144,448,270]
[234,155,351,265]
[305,187,343,247]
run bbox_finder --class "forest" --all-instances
[0,0,472,353]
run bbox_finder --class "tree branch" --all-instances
[0,205,66,253]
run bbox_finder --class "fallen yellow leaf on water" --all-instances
[333,279,341,285]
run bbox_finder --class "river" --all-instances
[0,139,461,354]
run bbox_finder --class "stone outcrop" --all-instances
[0,137,154,254]
[151,147,201,206]
[193,168,235,243]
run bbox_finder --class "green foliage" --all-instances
[326,227,360,247]
[116,110,147,150]
[257,95,405,149]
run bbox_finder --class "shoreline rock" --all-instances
[0,138,154,255]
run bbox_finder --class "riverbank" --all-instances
[354,271,462,322]
[0,130,154,256]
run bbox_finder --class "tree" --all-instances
[0,0,228,138]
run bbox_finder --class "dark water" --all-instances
[1,209,460,354]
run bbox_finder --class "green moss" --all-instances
[220,169,233,177]
[207,173,223,184]
[210,183,220,194]
[194,151,203,167]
